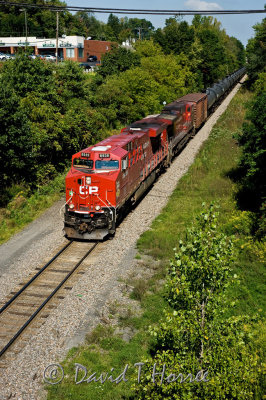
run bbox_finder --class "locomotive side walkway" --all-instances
[0,76,246,400]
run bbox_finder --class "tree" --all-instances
[98,45,141,78]
[196,28,226,86]
[0,90,33,199]
[134,40,164,58]
[0,0,87,37]
[233,87,266,236]
[105,13,121,41]
[0,54,108,199]
[0,52,57,195]
[154,18,194,56]
[55,60,87,107]
[246,18,266,86]
[0,51,55,98]
[125,18,154,40]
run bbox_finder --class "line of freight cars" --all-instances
[64,67,246,240]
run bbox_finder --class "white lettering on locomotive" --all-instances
[89,186,98,194]
[79,186,88,195]
[79,186,98,195]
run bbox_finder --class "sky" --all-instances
[66,0,265,46]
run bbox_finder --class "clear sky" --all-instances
[66,0,265,46]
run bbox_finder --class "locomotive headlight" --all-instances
[95,205,101,211]
[86,177,91,185]
[69,203,74,209]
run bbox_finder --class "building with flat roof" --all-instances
[0,36,114,62]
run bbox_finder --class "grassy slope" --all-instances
[0,172,66,245]
[138,89,248,258]
[46,87,265,399]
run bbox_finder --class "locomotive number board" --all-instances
[99,153,110,158]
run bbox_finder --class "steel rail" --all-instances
[0,242,98,358]
[0,240,73,315]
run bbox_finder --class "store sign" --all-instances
[60,42,72,47]
[43,43,55,47]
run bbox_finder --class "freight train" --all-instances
[64,67,245,240]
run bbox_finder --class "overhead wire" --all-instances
[0,1,265,15]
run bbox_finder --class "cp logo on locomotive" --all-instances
[79,186,98,195]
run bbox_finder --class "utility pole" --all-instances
[56,11,59,64]
[137,27,143,40]
[20,9,28,48]
[25,10,28,47]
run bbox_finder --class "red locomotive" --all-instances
[64,68,245,240]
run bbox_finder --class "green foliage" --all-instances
[0,54,109,204]
[98,45,141,78]
[73,12,105,39]
[104,15,154,42]
[154,18,195,56]
[134,40,164,58]
[153,15,245,87]
[96,66,161,124]
[0,91,33,190]
[0,0,105,38]
[165,205,235,311]
[0,0,74,37]
[196,28,226,86]
[106,13,121,41]
[134,205,263,399]
[123,17,154,40]
[233,91,266,236]
[55,61,87,104]
[1,51,55,97]
[0,171,67,244]
[94,49,196,127]
[246,18,266,86]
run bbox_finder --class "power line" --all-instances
[0,2,265,15]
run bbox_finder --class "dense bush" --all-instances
[230,17,266,237]
[233,88,266,236]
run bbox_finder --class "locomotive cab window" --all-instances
[95,160,119,170]
[73,158,93,169]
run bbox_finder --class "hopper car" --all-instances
[64,67,245,240]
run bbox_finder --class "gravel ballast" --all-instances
[0,79,245,400]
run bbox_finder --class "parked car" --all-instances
[29,54,42,59]
[0,52,7,61]
[43,54,57,62]
[79,62,91,70]
[87,55,97,62]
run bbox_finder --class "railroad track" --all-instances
[0,240,98,364]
